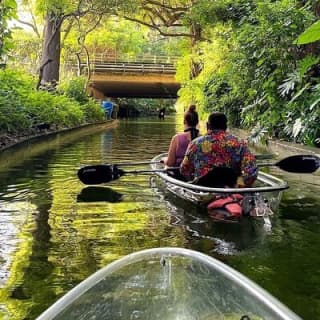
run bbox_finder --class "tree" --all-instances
[118,0,211,78]
[35,0,123,88]
[0,0,17,62]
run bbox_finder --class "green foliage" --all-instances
[0,69,104,134]
[296,20,320,45]
[0,0,17,59]
[0,69,35,132]
[188,0,255,27]
[58,76,105,122]
[36,0,75,15]
[80,98,105,122]
[117,98,176,115]
[11,29,42,68]
[59,76,89,104]
[177,0,318,146]
[84,19,148,57]
[5,0,319,147]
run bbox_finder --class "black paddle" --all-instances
[77,165,178,185]
[77,154,319,185]
[258,154,320,173]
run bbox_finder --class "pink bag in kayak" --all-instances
[207,194,244,217]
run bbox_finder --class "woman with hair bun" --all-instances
[163,105,199,169]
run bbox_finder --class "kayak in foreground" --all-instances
[150,153,289,224]
[36,247,301,320]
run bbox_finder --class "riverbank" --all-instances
[0,120,117,153]
[233,128,320,155]
[1,120,319,174]
[232,128,320,182]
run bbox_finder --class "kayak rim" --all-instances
[36,247,301,320]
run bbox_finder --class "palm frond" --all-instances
[278,71,300,97]
[247,125,268,145]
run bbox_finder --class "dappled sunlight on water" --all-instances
[0,116,319,319]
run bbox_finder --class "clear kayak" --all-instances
[36,248,301,320]
[150,153,289,222]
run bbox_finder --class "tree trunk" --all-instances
[190,23,203,78]
[39,13,62,86]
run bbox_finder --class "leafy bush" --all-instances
[0,69,34,132]
[58,76,105,123]
[0,69,105,135]
[80,99,109,122]
[59,76,89,104]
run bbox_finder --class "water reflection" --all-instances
[0,117,319,320]
[153,184,270,256]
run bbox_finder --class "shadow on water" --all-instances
[77,187,123,203]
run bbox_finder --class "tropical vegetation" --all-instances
[0,70,104,135]
[0,0,319,147]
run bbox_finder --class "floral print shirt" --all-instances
[180,130,258,186]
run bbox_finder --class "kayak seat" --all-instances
[196,167,238,188]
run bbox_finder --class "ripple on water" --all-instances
[0,118,319,320]
[0,201,36,285]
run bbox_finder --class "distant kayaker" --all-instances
[158,107,166,119]
[180,112,258,187]
[163,105,199,168]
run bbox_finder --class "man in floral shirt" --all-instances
[180,112,258,187]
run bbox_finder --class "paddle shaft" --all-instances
[113,160,162,167]
[78,154,319,185]
[258,163,278,167]
[103,154,274,168]
[121,167,179,174]
[124,155,319,175]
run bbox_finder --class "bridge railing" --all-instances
[79,53,179,75]
[89,62,176,75]
[90,53,179,65]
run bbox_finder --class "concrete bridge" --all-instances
[85,54,180,99]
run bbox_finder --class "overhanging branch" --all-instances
[123,15,209,41]
[17,19,41,38]
[142,0,190,12]
[123,15,193,37]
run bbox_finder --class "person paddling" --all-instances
[163,105,199,168]
[180,112,258,187]
[158,107,166,119]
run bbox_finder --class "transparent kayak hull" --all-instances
[150,154,289,217]
[37,248,301,320]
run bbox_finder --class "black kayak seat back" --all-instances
[196,167,238,188]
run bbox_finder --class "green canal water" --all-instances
[0,116,319,319]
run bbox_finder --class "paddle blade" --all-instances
[276,155,320,173]
[77,165,124,184]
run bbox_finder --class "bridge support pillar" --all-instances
[88,85,105,100]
